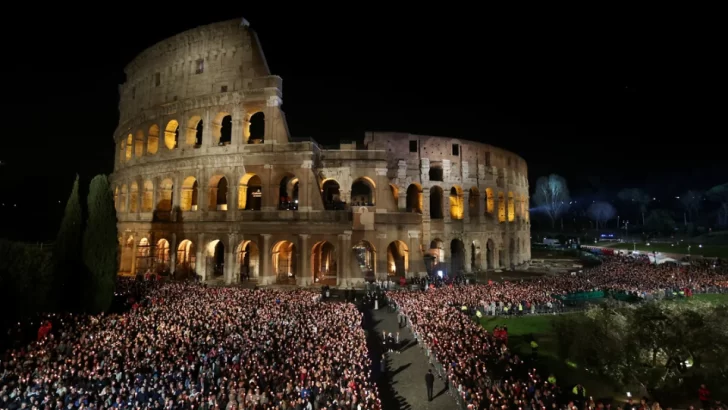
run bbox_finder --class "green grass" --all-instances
[606,242,728,258]
[665,293,728,305]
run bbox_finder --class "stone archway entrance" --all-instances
[312,241,337,284]
[236,240,260,282]
[353,241,376,281]
[486,239,495,270]
[471,240,482,272]
[272,240,297,283]
[450,239,465,274]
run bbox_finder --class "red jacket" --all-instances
[699,387,710,401]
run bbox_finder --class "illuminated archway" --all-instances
[390,184,399,207]
[125,134,133,161]
[428,239,445,264]
[208,175,228,211]
[430,186,444,219]
[134,130,144,157]
[205,240,225,278]
[321,179,342,210]
[450,238,465,274]
[236,240,260,281]
[486,188,495,216]
[508,192,515,222]
[176,239,196,278]
[312,241,337,283]
[119,184,128,212]
[113,187,119,210]
[180,177,199,211]
[120,236,134,273]
[129,182,139,213]
[147,124,160,154]
[155,239,170,273]
[278,174,299,210]
[387,240,408,276]
[406,183,423,214]
[212,112,232,145]
[238,173,262,210]
[249,112,265,143]
[157,178,173,213]
[142,180,154,212]
[136,238,151,274]
[471,240,482,271]
[351,177,375,206]
[164,120,179,150]
[449,186,464,220]
[272,240,297,282]
[353,240,376,280]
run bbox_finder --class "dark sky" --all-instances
[0,8,720,240]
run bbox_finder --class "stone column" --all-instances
[299,160,313,212]
[231,107,244,146]
[203,109,213,147]
[260,234,273,285]
[422,190,431,220]
[196,233,205,281]
[463,190,470,223]
[172,174,181,214]
[297,234,310,286]
[464,240,472,272]
[443,187,452,222]
[152,177,159,215]
[225,233,237,284]
[408,230,425,277]
[477,189,486,225]
[263,164,275,211]
[398,190,406,211]
[228,173,238,220]
[376,233,389,279]
[338,231,351,286]
[130,235,138,276]
[169,233,177,274]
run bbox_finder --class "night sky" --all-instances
[0,9,720,241]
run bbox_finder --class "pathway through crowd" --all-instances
[363,305,455,410]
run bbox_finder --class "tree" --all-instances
[645,209,677,234]
[617,188,651,226]
[706,183,728,227]
[680,190,703,224]
[52,175,84,311]
[587,201,617,229]
[533,174,570,229]
[0,240,53,322]
[83,175,119,313]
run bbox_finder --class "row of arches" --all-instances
[427,237,527,273]
[119,236,411,282]
[118,112,266,164]
[114,174,378,213]
[405,184,529,222]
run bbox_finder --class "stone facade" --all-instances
[110,18,531,286]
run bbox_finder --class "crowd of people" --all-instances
[387,256,728,409]
[0,283,380,410]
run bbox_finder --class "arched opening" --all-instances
[312,241,337,283]
[141,180,153,212]
[272,240,297,282]
[471,240,482,271]
[208,175,228,211]
[386,240,408,277]
[155,239,170,273]
[353,241,375,280]
[119,141,125,164]
[278,175,299,210]
[508,192,515,222]
[486,239,495,270]
[164,120,179,150]
[120,236,134,273]
[429,164,443,181]
[428,239,445,265]
[451,239,465,274]
[147,124,160,154]
[157,178,173,213]
[186,116,203,147]
[499,244,506,268]
[176,240,196,278]
[180,177,199,211]
[509,238,516,267]
[206,240,225,278]
[351,177,375,206]
[136,238,151,275]
[406,183,423,213]
[238,173,262,210]
[249,112,265,143]
[113,187,119,210]
[125,134,133,161]
[134,130,144,157]
[429,186,444,219]
[486,188,495,216]
[498,192,506,223]
[237,240,260,281]
[468,187,479,219]
[212,112,232,145]
[390,184,399,208]
[321,179,343,210]
[119,184,128,212]
[449,186,464,220]
[129,182,139,213]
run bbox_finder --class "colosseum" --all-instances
[110,18,531,286]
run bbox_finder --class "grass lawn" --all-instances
[605,241,728,258]
[666,293,728,305]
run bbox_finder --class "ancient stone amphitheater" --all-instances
[110,18,531,286]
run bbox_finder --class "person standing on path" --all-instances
[425,369,435,401]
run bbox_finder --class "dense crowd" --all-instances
[388,256,728,409]
[0,283,380,410]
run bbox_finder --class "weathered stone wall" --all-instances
[110,19,531,287]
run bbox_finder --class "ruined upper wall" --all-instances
[363,131,528,177]
[118,19,271,125]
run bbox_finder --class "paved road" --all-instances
[364,306,456,410]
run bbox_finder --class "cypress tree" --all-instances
[83,175,119,313]
[52,175,84,311]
